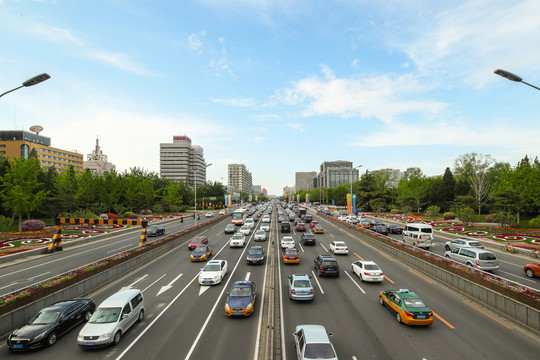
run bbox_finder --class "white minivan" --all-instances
[78,289,144,348]
[403,223,433,249]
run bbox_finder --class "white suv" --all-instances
[229,234,246,248]
[261,222,270,232]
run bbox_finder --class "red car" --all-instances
[188,236,208,250]
[524,263,540,278]
[310,221,319,228]
[296,222,306,231]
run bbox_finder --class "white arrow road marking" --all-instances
[121,274,149,291]
[199,285,210,296]
[157,274,183,296]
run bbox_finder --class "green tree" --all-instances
[123,172,142,212]
[96,170,123,212]
[451,206,475,227]
[397,168,427,213]
[425,205,440,219]
[76,169,97,210]
[454,152,494,215]
[492,210,517,234]
[0,158,48,231]
[161,183,183,212]
[55,166,79,214]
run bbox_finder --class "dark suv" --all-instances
[280,221,291,233]
[314,255,340,277]
[304,215,313,223]
[301,233,316,245]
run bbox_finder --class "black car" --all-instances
[280,221,291,233]
[314,255,340,277]
[386,224,403,234]
[7,298,96,351]
[369,221,384,229]
[224,224,236,234]
[301,233,316,245]
[246,246,265,265]
[374,225,389,235]
[147,224,165,237]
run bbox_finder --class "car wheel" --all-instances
[113,331,122,346]
[396,312,402,323]
[84,310,92,321]
[379,296,384,305]
[138,309,144,322]
[445,245,450,251]
[445,255,450,259]
[47,332,58,346]
[526,268,535,278]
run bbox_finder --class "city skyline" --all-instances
[1,1,539,195]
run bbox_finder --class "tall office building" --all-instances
[0,130,84,171]
[295,171,317,191]
[160,135,207,182]
[228,164,253,194]
[84,138,116,175]
[317,161,359,188]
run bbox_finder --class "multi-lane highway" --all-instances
[1,205,540,359]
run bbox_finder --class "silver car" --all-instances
[444,238,484,251]
[444,248,499,271]
[293,325,337,360]
[287,274,314,301]
[254,229,267,241]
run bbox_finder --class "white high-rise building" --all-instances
[160,135,207,182]
[84,138,116,175]
[228,164,252,194]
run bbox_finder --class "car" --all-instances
[524,262,540,278]
[280,221,291,233]
[444,248,499,271]
[329,241,349,255]
[219,210,226,215]
[378,289,433,325]
[309,220,319,228]
[188,236,208,250]
[261,222,270,232]
[304,215,313,223]
[293,325,337,360]
[262,215,270,223]
[296,222,307,231]
[444,238,484,251]
[370,220,384,229]
[229,233,246,248]
[224,281,257,317]
[278,215,287,222]
[238,224,251,235]
[246,246,265,265]
[224,224,236,234]
[283,248,300,264]
[294,217,303,225]
[204,212,214,218]
[374,225,389,235]
[386,224,403,234]
[359,220,371,228]
[313,225,325,234]
[244,218,255,228]
[287,274,314,301]
[198,260,228,285]
[146,224,165,237]
[190,244,213,261]
[352,260,384,282]
[314,255,340,277]
[7,298,96,351]
[281,236,295,249]
[301,233,316,245]
[254,229,267,241]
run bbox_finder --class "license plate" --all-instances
[85,342,95,346]
[486,262,492,265]
[234,312,241,316]
[203,281,212,284]
[417,315,426,319]
[13,345,24,349]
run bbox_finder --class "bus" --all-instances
[232,209,246,226]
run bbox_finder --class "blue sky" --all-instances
[1,0,539,196]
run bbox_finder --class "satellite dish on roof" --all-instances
[29,125,44,135]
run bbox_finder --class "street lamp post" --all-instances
[192,163,212,226]
[334,163,362,214]
[0,73,51,98]
[494,69,540,91]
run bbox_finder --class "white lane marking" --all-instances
[310,270,325,295]
[320,243,328,252]
[142,274,166,293]
[0,282,18,290]
[107,245,132,253]
[344,270,366,294]
[499,259,529,268]
[298,243,305,252]
[128,274,148,288]
[245,272,251,281]
[199,285,210,296]
[497,270,536,283]
[157,273,183,296]
[28,271,51,280]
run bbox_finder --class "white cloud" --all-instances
[212,97,255,107]
[28,22,83,46]
[187,30,206,51]
[81,49,155,76]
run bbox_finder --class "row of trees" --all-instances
[0,154,232,231]
[294,152,540,225]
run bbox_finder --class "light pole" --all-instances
[494,69,540,91]
[0,73,51,98]
[192,163,212,225]
[335,163,362,213]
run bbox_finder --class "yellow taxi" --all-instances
[313,225,325,234]
[190,244,213,262]
[378,289,433,326]
[283,248,300,264]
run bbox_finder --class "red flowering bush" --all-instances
[21,220,46,232]
[106,213,118,219]
[128,213,139,219]
[485,214,493,222]
[443,212,456,220]
[141,209,152,215]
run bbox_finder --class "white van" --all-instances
[77,289,144,348]
[403,223,433,249]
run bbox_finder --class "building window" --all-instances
[20,144,29,159]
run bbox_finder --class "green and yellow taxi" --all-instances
[378,289,433,325]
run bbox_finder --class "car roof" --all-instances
[359,260,377,265]
[207,260,223,265]
[99,289,142,308]
[290,274,309,280]
[296,325,331,344]
[233,281,253,288]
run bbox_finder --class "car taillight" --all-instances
[345,248,349,250]
[337,266,340,271]
[319,266,324,270]
[427,311,433,316]
[310,289,314,294]
[404,310,413,317]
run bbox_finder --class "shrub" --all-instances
[128,213,139,219]
[106,213,118,219]
[21,219,46,232]
[141,209,152,215]
[443,212,456,220]
[395,209,403,214]
[390,209,398,214]
[529,216,540,228]
[485,214,493,222]
[123,211,134,218]
[378,208,386,213]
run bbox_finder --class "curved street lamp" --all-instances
[494,69,540,91]
[0,73,51,98]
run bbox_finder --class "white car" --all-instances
[239,225,251,236]
[261,222,270,232]
[351,260,384,282]
[329,241,349,255]
[254,229,267,241]
[244,218,255,228]
[219,210,226,215]
[261,215,270,223]
[281,236,295,249]
[229,234,246,248]
[199,260,228,285]
[205,212,213,218]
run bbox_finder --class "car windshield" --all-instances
[285,249,297,255]
[230,287,252,297]
[232,235,243,239]
[256,230,265,235]
[89,307,122,323]
[28,309,62,325]
[364,264,379,270]
[148,226,158,230]
[193,247,207,254]
[203,264,220,271]
[322,261,336,266]
[403,298,427,308]
[304,234,314,238]
[304,343,336,359]
[479,253,497,260]
[293,280,310,288]
[249,249,263,255]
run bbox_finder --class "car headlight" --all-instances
[77,334,84,341]
[33,331,48,341]
[99,333,111,340]
[246,302,253,310]
[225,303,230,311]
